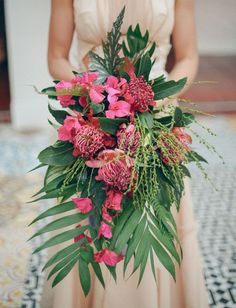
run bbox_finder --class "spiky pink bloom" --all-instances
[172,127,192,148]
[58,116,81,142]
[127,73,155,112]
[159,131,188,166]
[72,125,104,158]
[72,197,93,213]
[98,221,112,239]
[96,155,133,191]
[105,100,131,119]
[94,249,123,266]
[55,80,76,107]
[116,123,140,156]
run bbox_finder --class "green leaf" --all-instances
[29,201,75,226]
[43,241,83,270]
[187,151,208,163]
[44,165,66,186]
[151,237,176,280]
[33,173,67,197]
[136,229,151,285]
[174,107,183,127]
[91,261,105,288]
[182,113,195,126]
[48,249,80,280]
[38,142,76,166]
[98,117,128,135]
[48,104,69,125]
[110,206,134,249]
[153,77,187,100]
[136,53,152,80]
[30,212,92,239]
[52,256,78,287]
[180,165,191,178]
[33,226,88,253]
[138,112,154,129]
[90,102,104,114]
[89,6,125,80]
[148,221,180,265]
[78,257,91,296]
[114,209,143,253]
[124,215,146,274]
[28,163,46,173]
[150,248,156,281]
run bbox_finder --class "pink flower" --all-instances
[105,100,131,119]
[72,197,93,213]
[106,76,127,103]
[172,127,192,148]
[57,115,81,142]
[74,224,92,244]
[86,149,124,168]
[55,80,76,107]
[116,123,140,156]
[94,249,124,266]
[98,222,112,239]
[102,207,113,222]
[72,125,104,158]
[79,96,88,108]
[72,72,99,87]
[104,190,123,211]
[96,154,133,191]
[89,84,105,104]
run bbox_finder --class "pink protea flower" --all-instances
[127,71,155,112]
[55,80,76,107]
[116,123,140,156]
[86,149,124,168]
[104,190,123,211]
[105,76,128,103]
[105,100,131,119]
[98,221,112,239]
[72,125,104,158]
[72,197,93,213]
[94,249,123,266]
[159,131,188,166]
[58,116,81,142]
[172,127,192,148]
[96,155,133,191]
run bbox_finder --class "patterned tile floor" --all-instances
[0,116,235,308]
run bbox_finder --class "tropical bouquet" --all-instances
[30,7,211,295]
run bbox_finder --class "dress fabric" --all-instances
[50,1,209,307]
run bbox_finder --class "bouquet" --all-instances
[30,7,211,295]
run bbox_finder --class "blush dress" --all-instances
[44,1,210,307]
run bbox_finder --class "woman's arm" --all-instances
[48,0,75,80]
[169,0,199,95]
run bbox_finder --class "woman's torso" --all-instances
[73,0,175,78]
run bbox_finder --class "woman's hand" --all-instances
[48,0,76,81]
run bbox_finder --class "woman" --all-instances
[44,1,209,307]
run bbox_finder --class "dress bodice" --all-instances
[73,0,175,78]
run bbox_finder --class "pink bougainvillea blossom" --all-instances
[101,207,113,222]
[105,100,131,119]
[105,76,127,103]
[55,80,76,107]
[104,190,123,211]
[57,115,81,142]
[72,197,93,213]
[94,249,123,266]
[89,84,105,104]
[98,222,112,239]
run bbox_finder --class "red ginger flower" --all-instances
[117,123,140,156]
[72,125,104,158]
[127,70,155,112]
